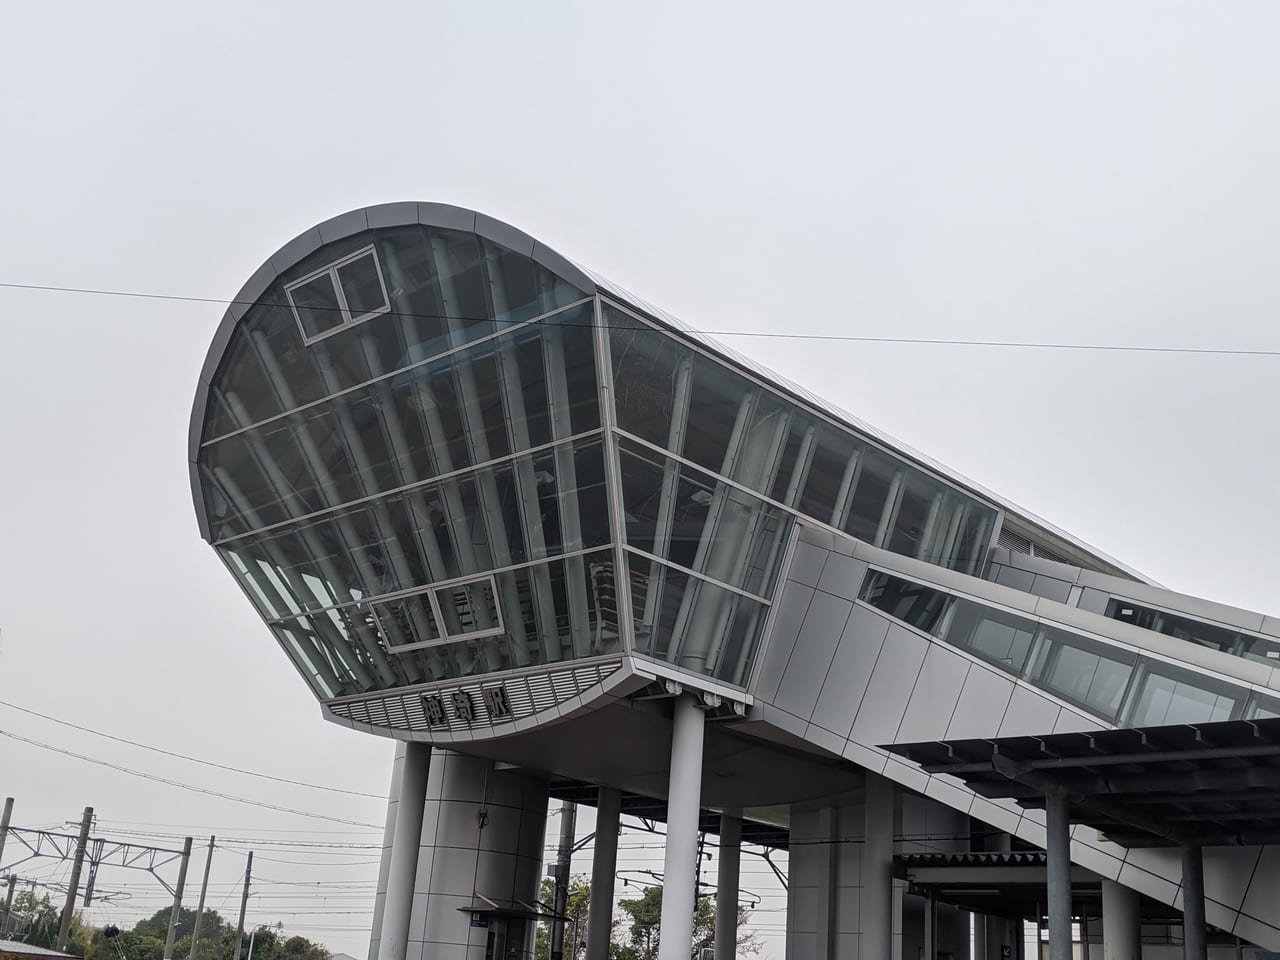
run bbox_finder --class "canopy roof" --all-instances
[887,717,1280,847]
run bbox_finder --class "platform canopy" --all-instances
[886,717,1280,848]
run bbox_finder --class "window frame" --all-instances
[285,244,392,345]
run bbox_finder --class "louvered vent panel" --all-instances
[327,658,624,736]
[997,528,1032,555]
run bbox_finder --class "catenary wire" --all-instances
[0,698,383,800]
[2,279,1278,357]
[0,728,379,829]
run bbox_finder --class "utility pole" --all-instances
[232,852,253,960]
[188,837,215,960]
[56,806,93,952]
[549,801,578,960]
[163,837,193,960]
[0,797,13,867]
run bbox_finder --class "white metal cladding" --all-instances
[757,525,1280,951]
[326,658,623,735]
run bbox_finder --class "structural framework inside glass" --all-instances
[195,219,1068,700]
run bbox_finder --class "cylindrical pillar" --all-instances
[658,695,705,960]
[585,787,621,960]
[378,742,431,960]
[864,773,895,959]
[413,751,550,959]
[1102,878,1140,960]
[1181,843,1207,960]
[1045,793,1073,960]
[714,814,741,960]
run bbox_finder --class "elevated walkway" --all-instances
[752,522,1280,949]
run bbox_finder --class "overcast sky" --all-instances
[3,3,1280,957]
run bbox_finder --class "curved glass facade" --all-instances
[195,215,1012,701]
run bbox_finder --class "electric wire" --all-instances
[0,728,379,829]
[0,699,383,800]
[2,279,1278,358]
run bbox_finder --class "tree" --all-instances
[614,887,760,960]
[534,875,592,960]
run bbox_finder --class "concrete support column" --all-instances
[1181,843,1207,960]
[923,890,937,959]
[410,750,550,960]
[658,694,706,960]
[1102,879,1140,960]
[378,742,430,960]
[714,814,741,960]
[1045,793,1073,960]
[863,773,895,959]
[585,787,621,960]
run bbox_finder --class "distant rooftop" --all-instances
[0,941,80,960]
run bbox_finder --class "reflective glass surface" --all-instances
[860,571,953,635]
[198,225,610,699]
[1127,664,1238,726]
[203,226,586,442]
[215,435,611,621]
[1106,598,1280,665]
[627,553,767,686]
[1031,631,1135,720]
[606,304,997,574]
[858,569,1265,727]
[617,437,791,599]
[201,302,599,541]
[269,548,621,694]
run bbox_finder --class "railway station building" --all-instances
[190,203,1280,960]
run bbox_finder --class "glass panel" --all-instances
[844,449,898,546]
[604,306,999,573]
[373,591,442,650]
[214,436,611,617]
[859,571,954,636]
[1249,695,1280,720]
[270,549,620,694]
[1032,629,1135,720]
[616,437,791,598]
[1105,599,1237,654]
[1127,665,1239,726]
[628,553,767,686]
[199,226,588,445]
[202,312,601,539]
[945,598,1037,674]
[287,272,344,340]
[1105,598,1280,666]
[434,577,503,639]
[336,251,388,319]
[796,424,858,525]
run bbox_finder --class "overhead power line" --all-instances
[0,728,379,829]
[0,698,383,800]
[1,279,1277,358]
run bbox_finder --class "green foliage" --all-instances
[614,886,760,960]
[533,875,591,960]
[10,902,329,960]
[531,877,760,960]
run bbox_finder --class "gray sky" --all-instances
[2,3,1279,957]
